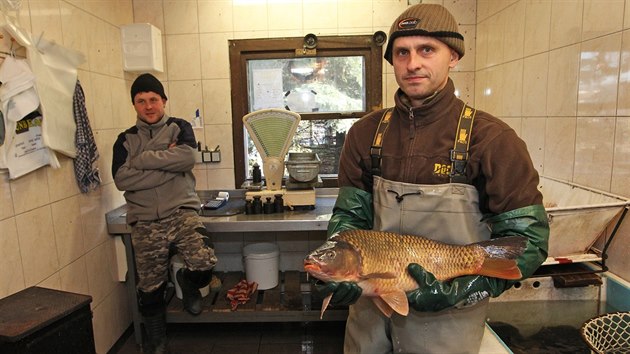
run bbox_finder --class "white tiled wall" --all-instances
[1,0,629,352]
[0,1,133,353]
[475,0,630,281]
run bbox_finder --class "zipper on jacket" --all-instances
[404,108,416,180]
[408,108,415,140]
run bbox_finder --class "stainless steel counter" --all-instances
[106,188,339,235]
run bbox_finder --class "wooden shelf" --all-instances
[165,271,348,323]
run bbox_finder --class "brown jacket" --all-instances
[338,78,542,215]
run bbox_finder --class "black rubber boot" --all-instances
[138,284,168,354]
[176,268,212,315]
[142,312,168,354]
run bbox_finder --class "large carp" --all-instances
[304,229,527,318]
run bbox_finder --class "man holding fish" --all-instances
[304,4,549,354]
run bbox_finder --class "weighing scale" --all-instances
[242,108,319,208]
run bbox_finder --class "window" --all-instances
[229,34,384,188]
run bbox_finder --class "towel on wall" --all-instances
[73,80,100,193]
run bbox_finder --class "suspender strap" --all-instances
[370,108,393,177]
[368,105,475,183]
[450,104,476,183]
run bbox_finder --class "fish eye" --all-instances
[325,250,336,259]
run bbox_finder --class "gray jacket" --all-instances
[112,114,200,224]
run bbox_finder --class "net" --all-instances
[580,311,630,354]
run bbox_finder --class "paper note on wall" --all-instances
[252,68,284,110]
[5,112,58,179]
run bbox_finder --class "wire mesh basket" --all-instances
[580,312,630,354]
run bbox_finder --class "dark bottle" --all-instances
[274,194,284,213]
[245,199,253,215]
[252,195,263,214]
[252,163,262,183]
[263,197,274,214]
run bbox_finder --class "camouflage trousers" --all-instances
[131,208,218,293]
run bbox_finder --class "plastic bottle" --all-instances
[193,109,201,128]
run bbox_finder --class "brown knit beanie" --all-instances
[130,73,168,103]
[384,4,464,64]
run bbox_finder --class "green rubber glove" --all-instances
[406,204,550,312]
[327,186,374,237]
[406,263,499,312]
[313,280,362,306]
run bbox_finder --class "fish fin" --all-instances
[478,258,522,280]
[372,297,394,318]
[362,272,397,279]
[320,294,332,320]
[475,236,527,280]
[477,236,527,260]
[379,290,409,317]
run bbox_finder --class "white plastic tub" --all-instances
[243,243,279,290]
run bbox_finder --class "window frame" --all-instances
[229,34,384,188]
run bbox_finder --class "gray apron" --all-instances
[343,176,491,354]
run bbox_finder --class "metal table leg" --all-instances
[122,233,143,345]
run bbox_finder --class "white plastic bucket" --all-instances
[243,243,279,290]
[170,255,210,299]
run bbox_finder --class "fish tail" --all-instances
[476,236,528,280]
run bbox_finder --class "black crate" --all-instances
[0,287,95,354]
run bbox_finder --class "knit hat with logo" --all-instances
[384,4,465,64]
[130,73,168,103]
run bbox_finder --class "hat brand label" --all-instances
[398,17,420,30]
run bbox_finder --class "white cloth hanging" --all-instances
[2,12,85,159]
[29,37,85,158]
[0,56,38,116]
[0,56,59,178]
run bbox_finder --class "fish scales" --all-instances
[337,229,487,292]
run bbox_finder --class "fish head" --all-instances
[304,240,361,283]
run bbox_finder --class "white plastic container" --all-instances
[121,23,164,72]
[243,243,279,290]
[170,255,209,299]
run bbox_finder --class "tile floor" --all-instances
[110,321,346,354]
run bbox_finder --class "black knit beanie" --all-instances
[130,73,168,103]
[384,4,465,64]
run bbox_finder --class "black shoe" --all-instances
[176,269,203,315]
[142,339,168,354]
[142,313,169,354]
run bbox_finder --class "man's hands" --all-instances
[406,263,491,312]
[313,280,362,306]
